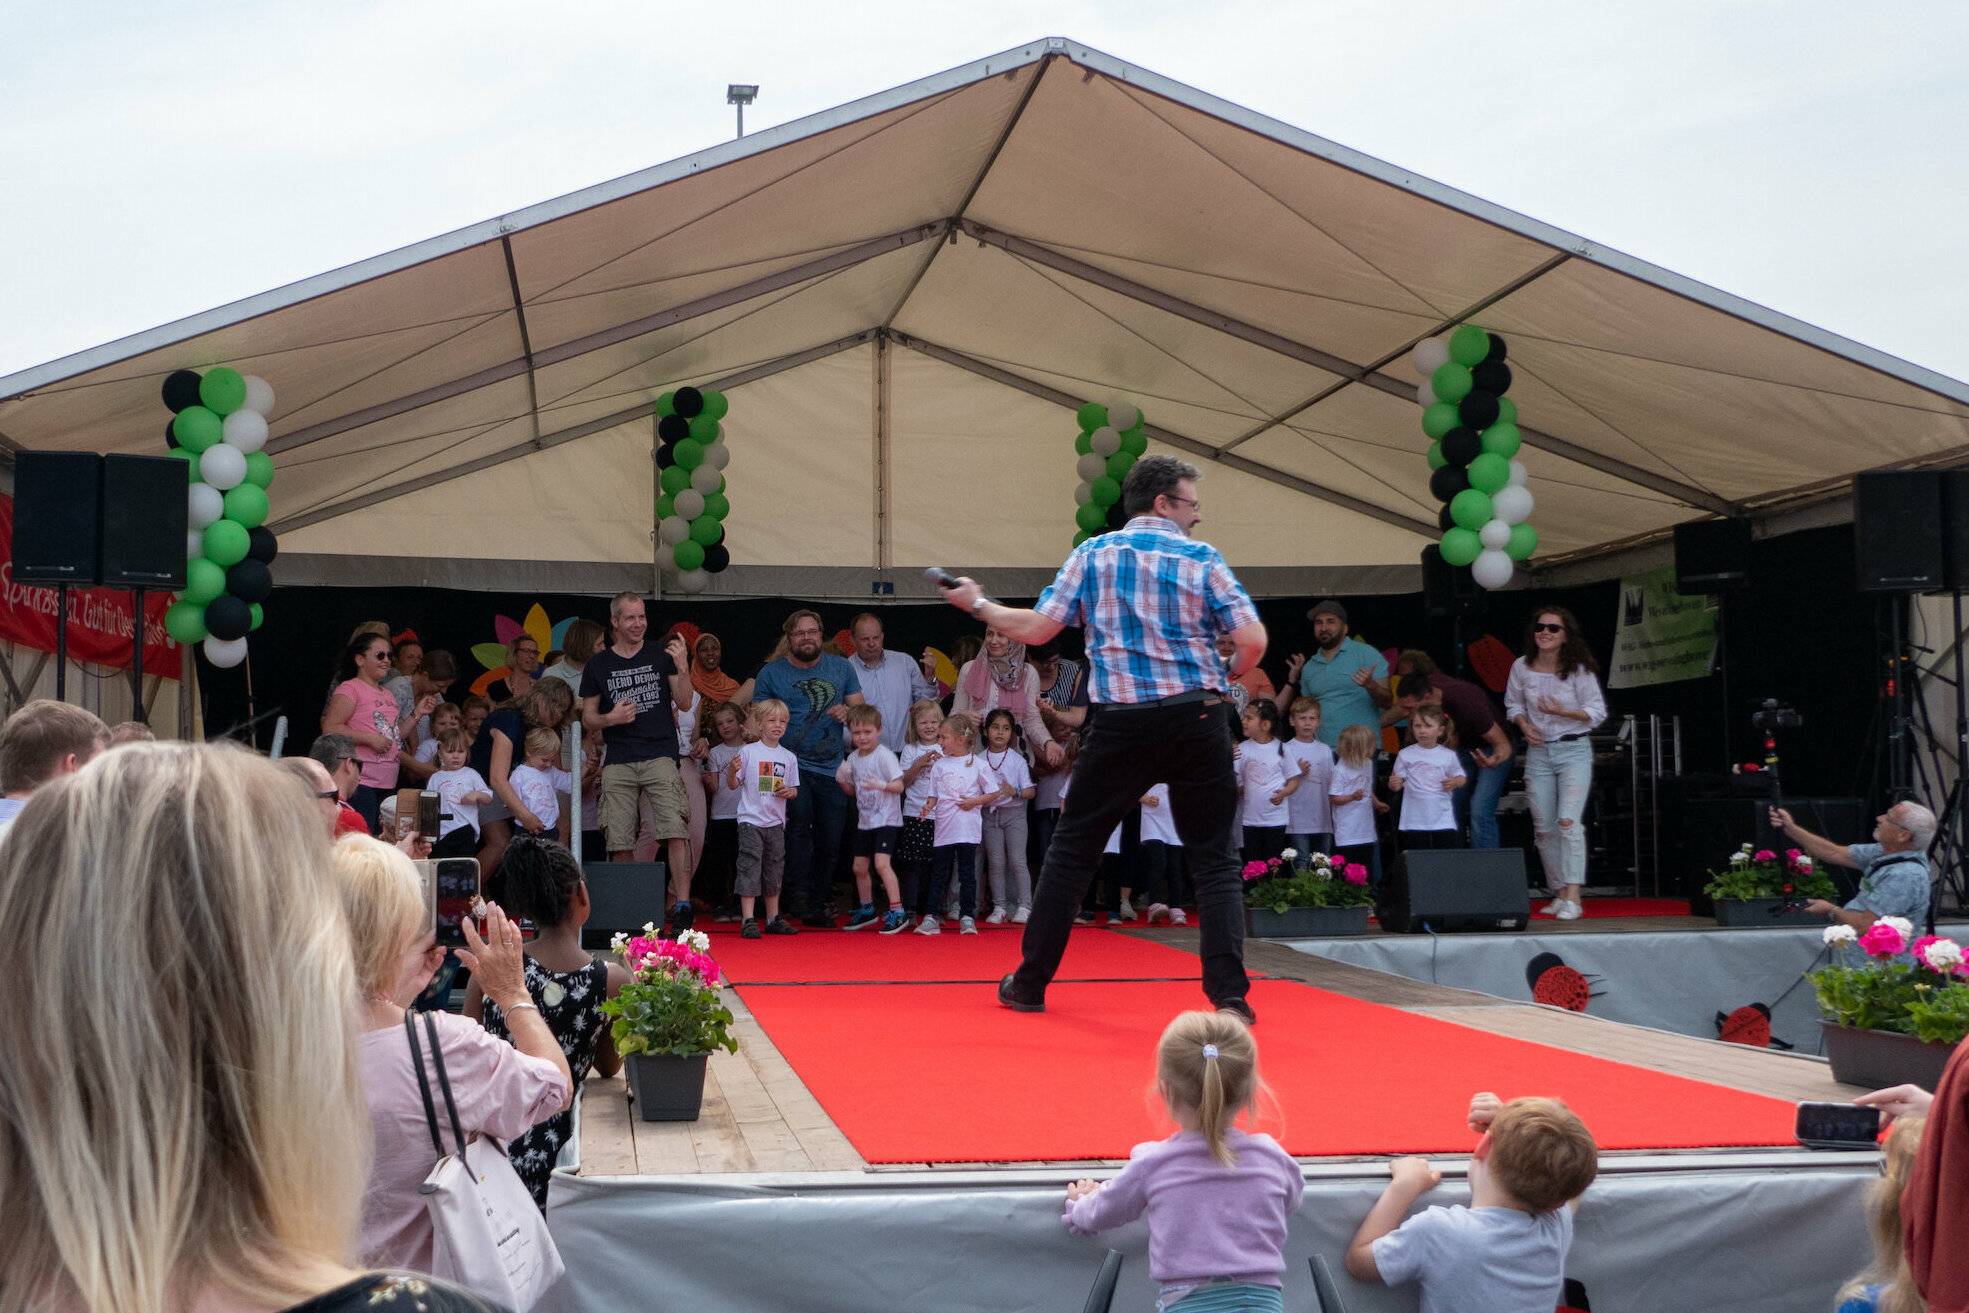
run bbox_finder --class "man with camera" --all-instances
[1768,800,1936,929]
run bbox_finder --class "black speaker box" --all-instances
[578,861,671,945]
[1378,848,1531,933]
[1855,470,1945,593]
[1942,469,1969,591]
[1673,517,1752,594]
[1420,545,1479,618]
[100,454,188,589]
[12,451,103,585]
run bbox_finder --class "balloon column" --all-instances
[158,367,278,669]
[1070,400,1148,546]
[1414,325,1537,590]
[653,386,732,596]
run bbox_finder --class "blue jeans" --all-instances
[1524,739,1594,890]
[784,763,850,916]
[1455,751,1511,849]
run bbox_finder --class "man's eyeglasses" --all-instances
[1533,623,1566,634]
[1164,495,1201,512]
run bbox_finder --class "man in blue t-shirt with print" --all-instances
[1280,600,1391,749]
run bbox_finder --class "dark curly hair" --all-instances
[498,835,584,928]
[1522,603,1598,678]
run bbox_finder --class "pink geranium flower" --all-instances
[1242,860,1269,881]
[1752,849,1776,862]
[1859,920,1907,958]
[1343,863,1369,885]
[1785,848,1802,860]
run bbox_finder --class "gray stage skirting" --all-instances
[1287,925,1969,1053]
[538,1155,1873,1312]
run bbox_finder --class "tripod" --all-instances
[1915,591,1969,913]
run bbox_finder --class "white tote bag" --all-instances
[405,1011,566,1310]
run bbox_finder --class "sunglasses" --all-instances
[1533,623,1566,634]
[314,788,340,800]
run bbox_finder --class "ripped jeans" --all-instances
[1524,738,1593,891]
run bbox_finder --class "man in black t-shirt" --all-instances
[579,592,697,929]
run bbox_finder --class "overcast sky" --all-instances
[3,0,1964,383]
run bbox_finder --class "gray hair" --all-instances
[309,734,357,772]
[1892,801,1937,849]
[609,590,645,618]
[1122,454,1201,518]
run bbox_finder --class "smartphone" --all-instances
[1795,1101,1881,1149]
[416,857,483,948]
[395,788,442,838]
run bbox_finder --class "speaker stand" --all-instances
[54,584,67,702]
[130,587,145,724]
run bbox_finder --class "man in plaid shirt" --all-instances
[940,455,1269,1021]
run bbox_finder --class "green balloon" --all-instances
[223,483,270,528]
[1467,452,1510,494]
[1105,451,1134,482]
[701,492,729,521]
[659,464,692,495]
[1076,402,1108,432]
[202,519,250,568]
[164,600,207,645]
[1431,362,1473,404]
[1421,402,1461,440]
[1496,396,1518,426]
[1074,430,1093,456]
[1449,488,1494,532]
[249,603,265,632]
[199,367,247,416]
[688,414,720,444]
[1426,441,1446,471]
[700,389,729,421]
[173,406,223,452]
[1480,421,1522,459]
[1440,526,1482,567]
[1506,522,1539,561]
[1072,529,1091,547]
[168,445,202,484]
[656,493,675,519]
[674,439,705,470]
[243,450,275,488]
[672,540,705,572]
[688,516,721,547]
[1075,502,1106,533]
[1448,324,1491,367]
[1089,476,1120,507]
[183,557,226,605]
[1119,428,1148,457]
[655,391,676,417]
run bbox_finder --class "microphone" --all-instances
[924,567,996,609]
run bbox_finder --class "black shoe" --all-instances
[1215,997,1258,1027]
[998,973,1045,1013]
[669,900,695,933]
[765,917,800,936]
[800,911,835,928]
[741,918,762,939]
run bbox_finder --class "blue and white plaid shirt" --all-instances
[1033,515,1259,706]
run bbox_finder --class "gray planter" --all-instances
[625,1052,710,1122]
[1821,1022,1958,1091]
[1713,897,1822,928]
[1246,904,1372,938]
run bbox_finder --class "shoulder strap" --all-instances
[421,1011,470,1157]
[404,1010,447,1159]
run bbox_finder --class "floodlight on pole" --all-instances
[727,84,758,139]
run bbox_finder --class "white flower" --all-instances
[1280,848,1297,861]
[610,932,629,953]
[1796,857,1813,871]
[1310,852,1329,866]
[1920,939,1964,971]
[679,929,711,953]
[1739,842,1753,853]
[1823,924,1858,946]
[1728,852,1749,865]
[642,921,659,936]
[1881,916,1916,941]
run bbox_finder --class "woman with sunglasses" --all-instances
[324,634,436,831]
[1504,606,1606,920]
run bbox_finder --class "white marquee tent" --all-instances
[5,37,1967,600]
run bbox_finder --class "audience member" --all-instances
[1901,1040,1969,1312]
[311,733,370,836]
[403,700,464,784]
[1236,698,1296,865]
[979,707,1036,924]
[1281,601,1390,748]
[1329,723,1382,888]
[488,634,542,705]
[1031,637,1090,735]
[834,702,909,932]
[391,631,423,681]
[1836,1114,1925,1313]
[541,620,604,699]
[703,701,746,918]
[0,698,110,836]
[690,630,743,706]
[1220,631,1277,718]
[731,698,800,938]
[1773,800,1937,932]
[428,727,494,859]
[848,611,937,753]
[279,754,346,836]
[1390,705,1467,852]
[107,719,156,745]
[896,699,945,928]
[324,632,435,830]
[1280,698,1334,860]
[916,711,995,936]
[1505,606,1608,920]
[385,648,457,738]
[508,726,573,845]
[1392,669,1512,849]
[476,682,573,875]
[1137,782,1187,925]
[652,679,710,893]
[953,626,1062,767]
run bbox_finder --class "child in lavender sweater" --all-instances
[1064,1011,1302,1312]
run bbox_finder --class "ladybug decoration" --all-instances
[1557,1277,1592,1312]
[1715,1002,1793,1050]
[1526,951,1600,1012]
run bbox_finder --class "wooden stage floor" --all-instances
[577,927,1865,1179]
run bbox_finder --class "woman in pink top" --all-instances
[335,835,572,1275]
[325,633,436,831]
[953,626,1062,767]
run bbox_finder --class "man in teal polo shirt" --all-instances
[1280,600,1391,749]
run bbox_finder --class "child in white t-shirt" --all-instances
[1138,782,1187,926]
[1236,699,1299,865]
[914,712,996,936]
[702,702,746,920]
[836,704,909,933]
[896,699,945,930]
[1329,723,1384,889]
[1391,706,1467,852]
[508,727,574,843]
[729,699,800,938]
[406,701,463,785]
[427,726,494,859]
[979,709,1037,925]
[1281,699,1335,863]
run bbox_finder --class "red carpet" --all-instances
[708,926,1219,985]
[1531,898,1692,920]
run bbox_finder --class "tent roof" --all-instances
[6,36,1967,599]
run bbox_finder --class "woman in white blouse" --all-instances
[1504,605,1607,920]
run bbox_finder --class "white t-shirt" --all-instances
[1371,1204,1573,1313]
[428,766,490,838]
[1034,762,1069,811]
[1281,737,1334,836]
[675,700,698,752]
[926,754,994,846]
[1140,782,1181,846]
[736,742,800,828]
[836,746,905,829]
[900,743,940,816]
[1329,758,1377,846]
[1395,744,1462,832]
[510,764,572,830]
[414,738,442,766]
[982,747,1033,811]
[706,743,743,821]
[1237,739,1291,828]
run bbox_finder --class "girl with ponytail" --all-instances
[1064,1011,1302,1312]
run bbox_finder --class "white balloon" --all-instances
[221,408,268,453]
[199,443,247,491]
[188,483,224,529]
[186,530,206,559]
[1492,485,1535,525]
[1416,380,1438,408]
[241,375,275,417]
[1507,459,1529,488]
[1412,338,1450,375]
[1090,426,1121,457]
[702,442,730,471]
[657,517,690,545]
[1075,481,1094,506]
[1471,548,1515,590]
[1107,402,1141,432]
[1077,453,1108,481]
[1479,519,1512,550]
[673,489,706,521]
[203,635,249,668]
[673,568,710,595]
[689,464,723,495]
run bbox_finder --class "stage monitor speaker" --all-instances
[1420,545,1479,618]
[1673,517,1752,594]
[11,451,103,586]
[1942,469,1969,591]
[100,454,189,589]
[1854,469,1945,593]
[578,861,670,945]
[1378,848,1530,933]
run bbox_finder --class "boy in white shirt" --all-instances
[1390,706,1467,851]
[1280,699,1335,864]
[509,727,574,844]
[1348,1092,1597,1313]
[914,712,997,936]
[703,702,746,921]
[836,704,909,933]
[427,727,495,859]
[729,699,800,939]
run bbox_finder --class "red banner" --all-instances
[0,496,182,677]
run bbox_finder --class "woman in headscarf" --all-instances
[953,625,1061,767]
[692,631,742,706]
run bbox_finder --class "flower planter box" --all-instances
[625,1052,710,1122]
[1246,905,1372,939]
[1713,897,1822,928]
[1821,1022,1958,1091]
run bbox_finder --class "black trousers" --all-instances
[1013,697,1246,1005]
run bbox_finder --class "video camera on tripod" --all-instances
[1750,698,1801,733]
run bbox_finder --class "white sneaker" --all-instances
[1554,901,1583,921]
[1145,902,1170,925]
[1542,898,1565,916]
[1012,906,1030,924]
[915,915,941,936]
[1168,908,1188,926]
[947,903,960,920]
[1117,898,1136,922]
[960,916,978,935]
[985,907,1008,925]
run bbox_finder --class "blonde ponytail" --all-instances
[1157,1011,1260,1168]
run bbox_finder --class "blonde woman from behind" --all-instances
[1837,1115,1925,1313]
[0,742,503,1313]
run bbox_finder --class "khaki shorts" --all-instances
[601,757,688,853]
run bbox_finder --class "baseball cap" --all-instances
[1307,599,1348,623]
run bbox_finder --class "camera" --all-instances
[1751,698,1801,732]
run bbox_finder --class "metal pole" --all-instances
[570,718,584,872]
[1627,715,1640,886]
[130,588,145,723]
[1952,590,1968,906]
[55,584,67,701]
[736,102,744,138]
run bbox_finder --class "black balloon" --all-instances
[702,543,730,574]
[1429,464,1470,502]
[657,439,679,468]
[657,413,691,443]
[1471,361,1513,396]
[1458,390,1501,431]
[1104,502,1127,531]
[246,526,278,564]
[166,419,180,450]
[673,386,705,419]
[1484,332,1508,364]
[1440,427,1481,467]
[205,596,251,642]
[225,560,273,604]
[1437,504,1456,532]
[161,369,203,413]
